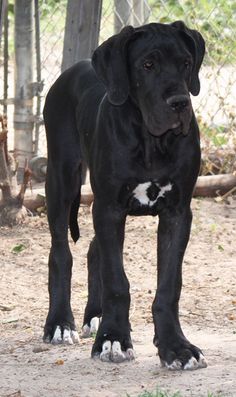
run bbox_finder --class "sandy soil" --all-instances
[0,197,236,397]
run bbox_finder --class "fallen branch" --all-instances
[193,174,236,197]
[79,176,236,203]
[21,174,236,213]
[22,185,94,211]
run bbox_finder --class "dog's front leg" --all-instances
[91,201,134,363]
[152,207,207,370]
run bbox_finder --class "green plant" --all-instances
[11,243,26,254]
[201,122,228,148]
[127,390,181,397]
[149,0,236,65]
[127,389,225,397]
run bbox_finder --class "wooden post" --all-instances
[0,0,8,116]
[3,0,8,116]
[114,0,131,34]
[34,0,43,155]
[14,0,34,182]
[61,0,103,72]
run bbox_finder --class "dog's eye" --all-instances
[143,61,154,71]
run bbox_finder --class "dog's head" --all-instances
[92,21,205,137]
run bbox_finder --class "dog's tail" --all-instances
[69,162,87,243]
[69,192,81,243]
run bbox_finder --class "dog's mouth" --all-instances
[148,120,189,138]
[144,109,192,137]
[168,121,184,135]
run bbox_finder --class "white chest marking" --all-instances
[133,181,172,206]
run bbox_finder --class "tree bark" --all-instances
[61,0,102,72]
[14,0,34,182]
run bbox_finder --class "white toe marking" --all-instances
[81,317,100,338]
[90,317,100,334]
[163,353,207,371]
[100,340,112,362]
[198,353,208,368]
[111,341,126,363]
[63,328,73,345]
[133,181,172,207]
[166,359,182,370]
[184,354,207,370]
[99,341,135,363]
[71,330,80,343]
[184,356,198,370]
[125,348,135,361]
[81,324,91,338]
[51,326,62,344]
[51,327,79,345]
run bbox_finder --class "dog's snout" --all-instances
[166,95,190,113]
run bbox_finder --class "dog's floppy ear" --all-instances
[92,26,135,105]
[171,21,205,96]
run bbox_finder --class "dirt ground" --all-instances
[0,196,236,397]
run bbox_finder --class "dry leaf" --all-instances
[55,359,64,365]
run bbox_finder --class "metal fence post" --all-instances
[14,0,34,182]
[61,0,103,72]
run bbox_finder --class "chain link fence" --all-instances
[0,0,235,173]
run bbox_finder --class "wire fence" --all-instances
[0,0,235,173]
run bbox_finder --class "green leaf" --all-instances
[12,243,26,254]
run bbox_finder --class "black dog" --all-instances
[43,21,207,370]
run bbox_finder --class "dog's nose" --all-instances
[166,95,190,113]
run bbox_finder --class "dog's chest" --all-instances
[133,181,172,206]
[120,178,176,216]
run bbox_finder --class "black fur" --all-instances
[43,21,205,369]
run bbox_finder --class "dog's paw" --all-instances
[183,353,207,370]
[92,340,135,363]
[44,325,80,345]
[81,317,100,338]
[160,349,207,371]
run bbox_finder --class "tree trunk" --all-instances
[14,0,34,183]
[61,0,102,72]
[0,0,6,40]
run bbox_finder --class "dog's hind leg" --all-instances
[81,237,102,337]
[43,97,82,345]
[43,158,82,345]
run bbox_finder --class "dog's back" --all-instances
[44,60,105,148]
[43,60,106,241]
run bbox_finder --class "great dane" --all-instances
[43,21,207,370]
